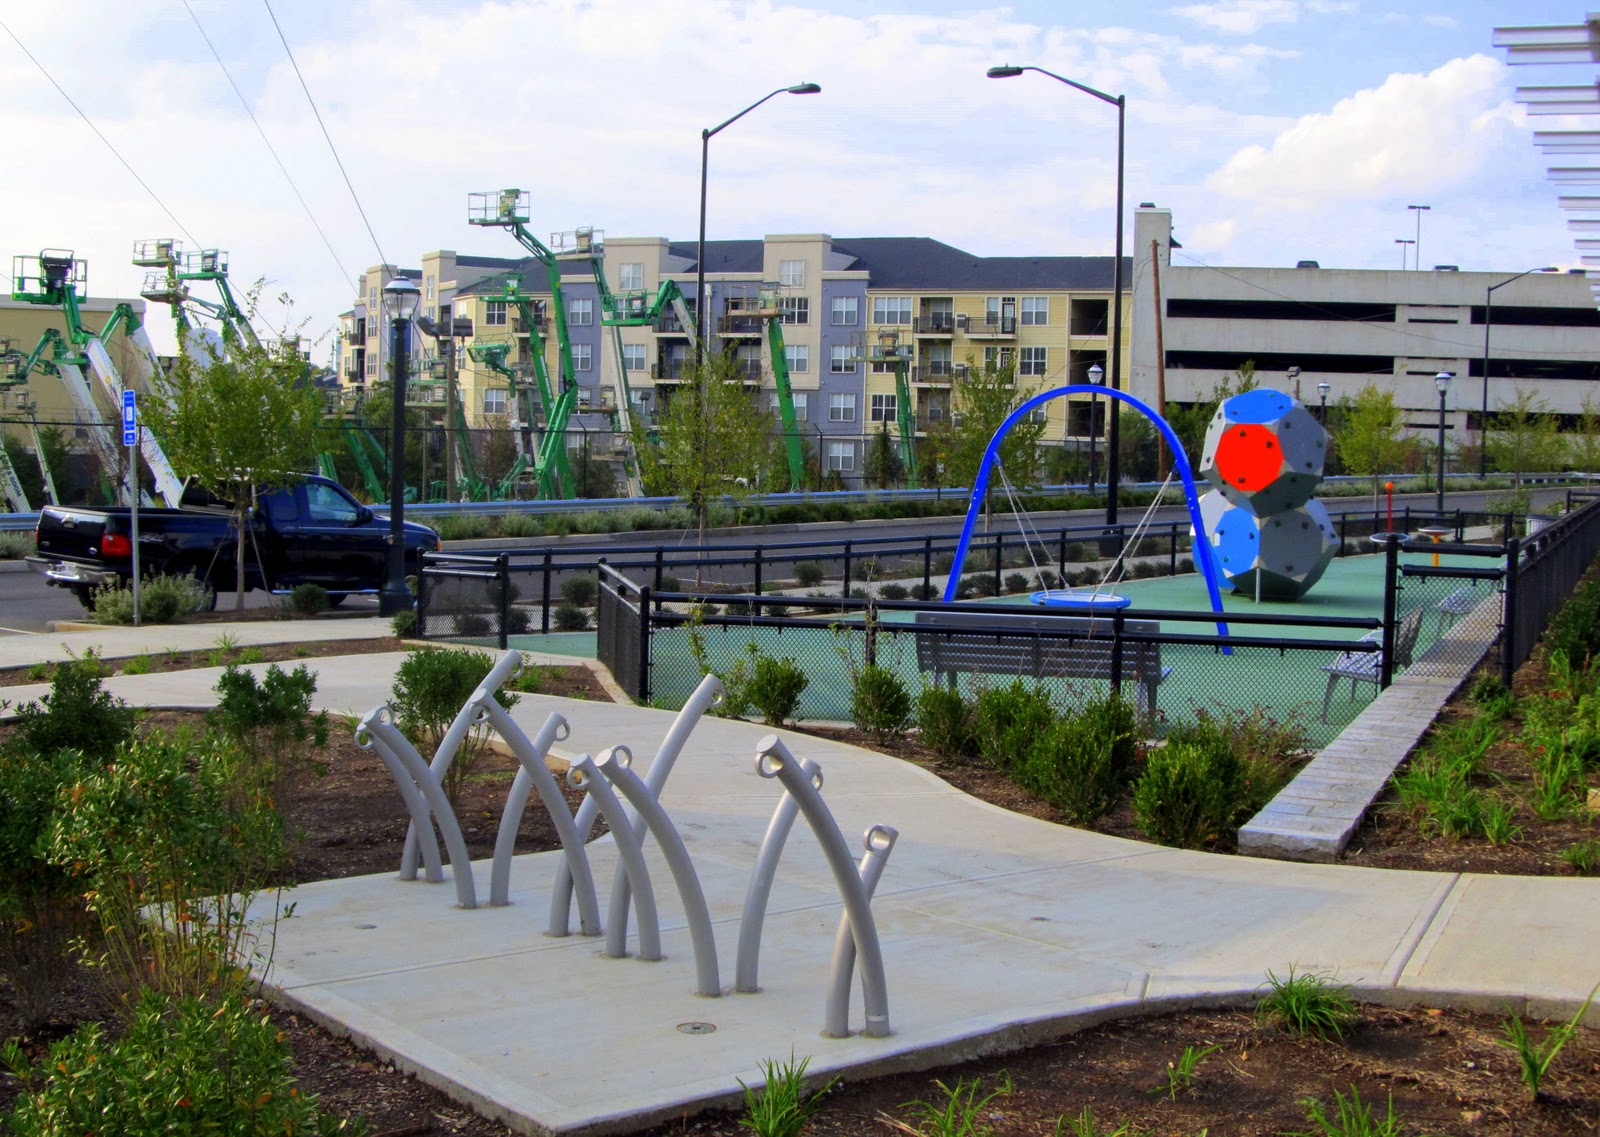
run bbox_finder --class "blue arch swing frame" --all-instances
[942,384,1232,640]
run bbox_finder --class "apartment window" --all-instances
[831,296,859,326]
[483,388,508,415]
[619,263,644,290]
[425,274,435,301]
[872,296,912,325]
[485,300,508,326]
[622,344,646,372]
[1020,297,1049,326]
[984,346,1014,371]
[368,287,378,311]
[793,391,808,421]
[1020,346,1047,376]
[573,343,593,371]
[784,344,809,373]
[827,441,855,472]
[870,393,897,423]
[569,297,593,325]
[1030,405,1048,423]
[829,392,857,422]
[830,345,855,373]
[781,297,810,325]
[779,259,805,287]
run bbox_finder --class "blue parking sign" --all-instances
[122,390,137,445]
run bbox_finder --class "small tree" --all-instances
[862,423,903,488]
[1164,361,1259,469]
[144,290,325,608]
[938,355,1044,492]
[1338,384,1411,502]
[1573,394,1600,479]
[1488,388,1568,487]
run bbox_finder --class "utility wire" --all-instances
[262,0,390,270]
[181,0,356,291]
[0,17,198,246]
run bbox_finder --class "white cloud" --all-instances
[1170,0,1298,35]
[1422,14,1459,29]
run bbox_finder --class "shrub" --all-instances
[90,572,212,625]
[497,511,540,538]
[390,647,518,805]
[1177,557,1195,574]
[1255,966,1359,1040]
[911,583,938,601]
[747,654,808,726]
[560,575,598,607]
[1023,694,1140,823]
[432,513,493,541]
[657,573,681,594]
[505,605,532,635]
[931,552,955,575]
[456,612,492,638]
[851,665,912,744]
[391,609,418,637]
[878,582,909,601]
[1,988,359,1135]
[9,653,135,762]
[283,582,330,616]
[1063,542,1092,563]
[1004,572,1030,594]
[0,530,36,559]
[793,561,825,588]
[554,603,590,631]
[962,573,996,598]
[209,664,329,804]
[1132,734,1242,848]
[973,681,1057,773]
[916,684,975,760]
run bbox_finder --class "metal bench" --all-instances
[913,609,1171,715]
[1319,608,1422,722]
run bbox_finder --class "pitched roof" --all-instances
[452,258,595,297]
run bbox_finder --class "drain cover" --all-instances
[354,924,377,930]
[677,1022,716,1035]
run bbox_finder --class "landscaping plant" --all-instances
[553,603,590,631]
[747,653,809,727]
[851,664,913,744]
[1150,1043,1220,1100]
[285,582,330,615]
[1025,694,1139,824]
[560,574,598,607]
[916,684,975,761]
[389,647,518,806]
[972,681,1056,774]
[736,1053,835,1137]
[1496,981,1599,1101]
[1293,1087,1406,1137]
[209,663,330,804]
[8,652,135,762]
[1256,967,1360,1040]
[886,1074,1011,1137]
[1054,1105,1150,1137]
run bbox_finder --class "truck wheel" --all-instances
[326,593,349,608]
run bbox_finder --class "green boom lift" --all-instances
[850,329,919,487]
[733,284,807,489]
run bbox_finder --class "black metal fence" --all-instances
[1499,492,1600,681]
[597,565,650,702]
[415,551,513,648]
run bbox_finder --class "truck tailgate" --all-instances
[35,507,109,562]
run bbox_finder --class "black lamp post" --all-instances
[696,82,821,359]
[1482,267,1557,477]
[380,276,420,617]
[1317,381,1330,424]
[988,63,1124,525]
[1087,361,1104,497]
[1434,370,1452,514]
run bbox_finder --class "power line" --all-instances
[262,0,390,271]
[0,16,197,246]
[181,0,356,291]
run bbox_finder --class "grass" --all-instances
[1150,1043,1220,1100]
[1496,982,1600,1101]
[883,1075,1012,1137]
[1054,1106,1151,1137]
[1561,838,1600,875]
[737,1053,835,1137]
[122,653,153,676]
[1292,1087,1406,1137]
[1256,967,1360,1040]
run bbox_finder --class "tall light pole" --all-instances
[696,83,821,360]
[1317,381,1331,425]
[1482,267,1558,477]
[988,63,1125,525]
[1408,204,1431,268]
[380,276,421,617]
[1434,371,1452,513]
[1394,238,1415,270]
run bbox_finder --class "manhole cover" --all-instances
[677,1022,717,1035]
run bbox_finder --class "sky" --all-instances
[0,1,1587,359]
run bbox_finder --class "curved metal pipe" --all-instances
[735,756,821,993]
[825,825,898,1039]
[355,707,444,883]
[596,746,721,998]
[756,734,890,1037]
[568,754,660,961]
[362,710,478,909]
[547,674,723,935]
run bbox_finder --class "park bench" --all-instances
[1318,608,1423,722]
[913,609,1171,715]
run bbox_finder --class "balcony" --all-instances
[513,314,546,334]
[716,312,764,336]
[913,362,954,385]
[966,313,1017,337]
[914,314,955,336]
[655,312,692,336]
[650,360,689,382]
[731,359,763,382]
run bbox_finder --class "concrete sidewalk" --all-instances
[0,617,395,670]
[7,650,1597,1135]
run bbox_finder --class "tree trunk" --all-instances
[234,503,248,611]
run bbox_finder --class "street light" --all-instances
[1434,371,1452,513]
[380,276,420,617]
[1087,361,1104,497]
[1317,381,1331,425]
[989,62,1125,525]
[1481,266,1559,477]
[1394,238,1415,270]
[696,82,821,357]
[1408,204,1431,268]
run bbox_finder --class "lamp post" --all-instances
[1408,204,1431,268]
[380,276,420,617]
[1482,267,1558,477]
[1087,361,1104,497]
[1434,371,1452,514]
[1317,381,1331,424]
[988,63,1125,525]
[696,82,821,359]
[1394,238,1415,270]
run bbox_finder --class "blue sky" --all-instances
[0,1,1587,355]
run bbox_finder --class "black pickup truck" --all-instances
[28,474,440,610]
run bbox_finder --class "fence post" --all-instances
[1502,537,1520,688]
[654,547,664,592]
[842,540,852,597]
[754,546,763,597]
[497,553,509,651]
[541,549,553,634]
[1169,521,1177,575]
[1058,527,1067,578]
[923,536,932,599]
[1380,535,1399,688]
[1110,606,1125,697]
[638,583,652,705]
[993,533,1003,596]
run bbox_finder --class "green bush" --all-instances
[1004,572,1030,594]
[9,653,135,762]
[916,684,974,760]
[91,573,212,625]
[1,987,361,1135]
[0,530,36,559]
[497,511,540,538]
[850,665,912,744]
[747,654,808,726]
[931,552,955,575]
[505,606,532,635]
[390,647,518,805]
[283,582,329,616]
[209,664,329,801]
[560,575,598,607]
[878,582,909,601]
[390,609,418,637]
[973,681,1057,773]
[433,513,493,541]
[1063,542,1092,563]
[1132,730,1242,849]
[1023,694,1140,823]
[456,612,491,637]
[657,573,681,594]
[911,583,938,601]
[553,603,589,631]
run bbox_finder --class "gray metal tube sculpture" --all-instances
[548,674,723,936]
[401,650,525,879]
[755,734,890,1038]
[825,825,898,1040]
[735,756,822,993]
[594,746,721,998]
[486,711,601,937]
[567,754,660,962]
[355,707,444,883]
[360,709,479,909]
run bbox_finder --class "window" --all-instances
[569,297,593,325]
[1021,297,1049,325]
[872,296,912,325]
[622,344,646,372]
[984,346,1014,371]
[573,343,593,371]
[830,345,855,373]
[425,274,435,300]
[870,393,897,423]
[827,441,855,472]
[368,287,377,311]
[793,391,808,421]
[831,296,859,326]
[305,482,360,525]
[1029,405,1048,423]
[260,489,297,525]
[483,388,508,415]
[781,297,810,325]
[619,263,644,290]
[829,392,856,422]
[1020,346,1047,376]
[485,300,507,326]
[779,259,805,287]
[784,344,809,373]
